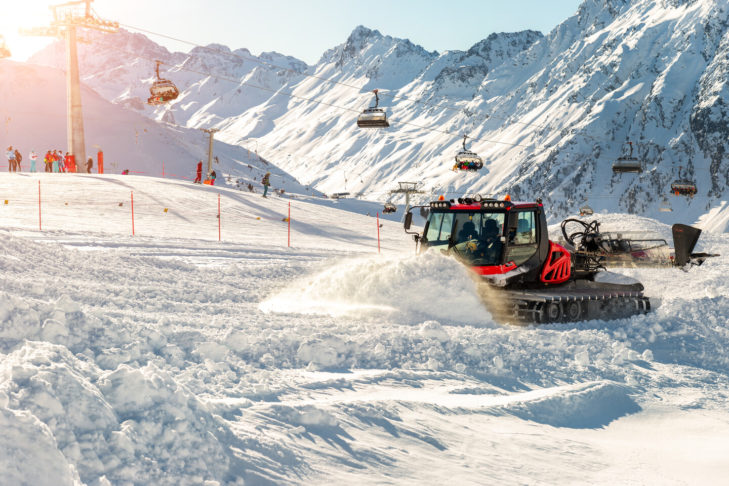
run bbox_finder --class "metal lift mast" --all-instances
[22,0,118,172]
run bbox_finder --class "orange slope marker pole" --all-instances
[131,191,135,236]
[38,180,42,231]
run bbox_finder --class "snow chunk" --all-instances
[297,336,347,369]
[419,320,449,342]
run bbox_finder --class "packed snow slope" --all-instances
[28,0,729,227]
[1,173,728,485]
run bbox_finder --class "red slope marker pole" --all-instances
[38,180,42,231]
[288,202,291,248]
[131,191,135,236]
[377,212,381,254]
[218,193,221,242]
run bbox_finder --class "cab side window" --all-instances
[511,211,536,245]
[506,210,538,265]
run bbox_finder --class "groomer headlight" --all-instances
[474,194,482,202]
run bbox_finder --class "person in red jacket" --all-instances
[194,161,203,183]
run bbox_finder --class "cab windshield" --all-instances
[424,211,505,266]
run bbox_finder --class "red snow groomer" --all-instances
[404,196,651,324]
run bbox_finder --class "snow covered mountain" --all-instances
[0,60,314,197]
[26,0,729,228]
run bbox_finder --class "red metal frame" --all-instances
[540,241,571,284]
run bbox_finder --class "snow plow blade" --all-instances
[672,224,719,267]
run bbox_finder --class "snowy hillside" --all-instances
[1,173,728,485]
[26,0,729,227]
[0,60,315,198]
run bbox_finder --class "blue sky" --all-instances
[4,0,583,63]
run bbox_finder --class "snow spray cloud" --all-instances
[259,251,495,326]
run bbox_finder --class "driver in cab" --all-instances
[469,218,502,261]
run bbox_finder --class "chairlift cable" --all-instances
[117,22,554,132]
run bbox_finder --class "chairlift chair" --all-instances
[671,179,697,197]
[659,197,673,212]
[579,204,594,216]
[0,35,11,59]
[612,141,643,173]
[147,60,180,105]
[383,202,397,214]
[357,89,389,128]
[454,135,483,171]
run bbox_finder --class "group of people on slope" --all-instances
[6,146,93,173]
[193,160,271,197]
[193,160,217,185]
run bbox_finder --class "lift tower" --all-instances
[22,0,118,172]
[200,128,219,178]
[390,182,424,217]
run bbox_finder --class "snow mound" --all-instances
[497,381,641,429]
[260,252,494,326]
[0,405,82,486]
[0,341,258,485]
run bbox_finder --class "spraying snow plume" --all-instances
[260,251,495,326]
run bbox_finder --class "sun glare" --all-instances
[0,1,56,60]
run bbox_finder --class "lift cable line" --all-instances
[116,21,552,132]
[95,42,534,150]
[21,0,119,172]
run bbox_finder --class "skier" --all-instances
[262,172,271,198]
[6,146,16,172]
[86,157,93,174]
[194,161,202,183]
[44,151,52,172]
[52,150,60,173]
[209,170,217,186]
[14,148,22,171]
[29,150,37,172]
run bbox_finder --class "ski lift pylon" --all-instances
[453,134,483,171]
[147,60,180,105]
[612,141,643,173]
[357,89,389,128]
